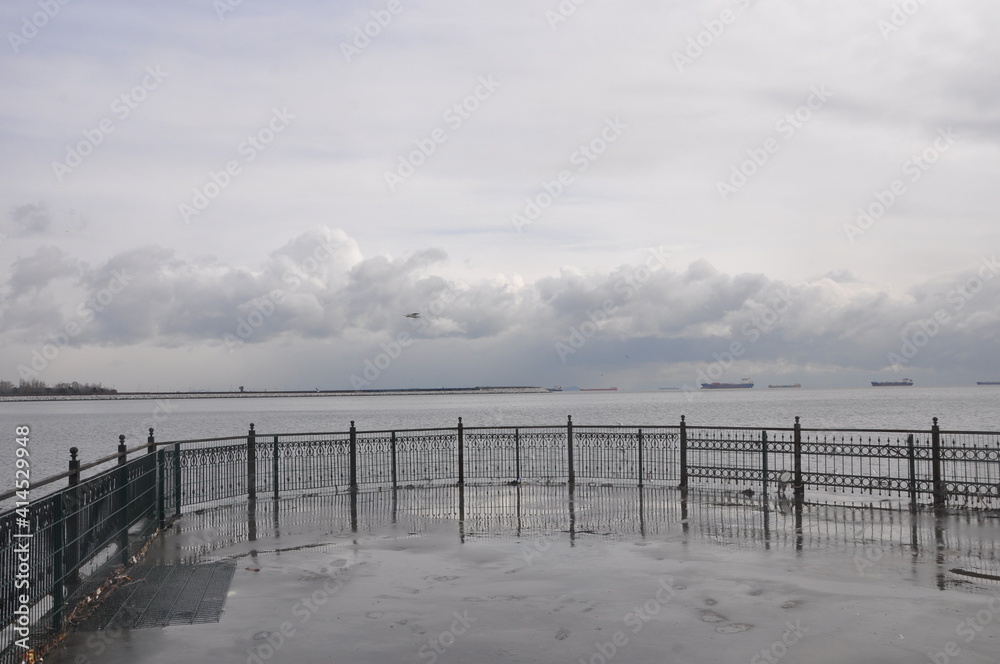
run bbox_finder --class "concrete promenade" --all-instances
[42,488,1000,664]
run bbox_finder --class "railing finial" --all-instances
[70,446,78,460]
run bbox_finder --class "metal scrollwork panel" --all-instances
[180,444,248,504]
[465,432,518,480]
[279,439,349,492]
[395,434,458,484]
[357,435,394,485]
[519,431,568,481]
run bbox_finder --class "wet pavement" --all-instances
[44,486,1000,663]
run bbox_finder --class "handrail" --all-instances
[0,442,150,502]
[5,418,996,507]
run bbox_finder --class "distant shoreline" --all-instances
[0,386,553,402]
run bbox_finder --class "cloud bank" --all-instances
[3,226,997,390]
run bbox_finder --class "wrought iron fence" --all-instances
[2,415,998,662]
[0,439,158,663]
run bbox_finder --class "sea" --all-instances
[2,386,999,499]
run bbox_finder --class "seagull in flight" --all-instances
[404,312,421,319]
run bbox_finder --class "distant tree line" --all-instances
[0,379,117,395]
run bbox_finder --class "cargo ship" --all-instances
[700,378,753,389]
[580,387,618,391]
[768,383,801,388]
[977,381,1000,386]
[872,378,913,387]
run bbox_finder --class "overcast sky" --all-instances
[1,0,998,391]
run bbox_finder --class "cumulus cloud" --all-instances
[6,245,77,295]
[7,203,52,236]
[2,227,999,388]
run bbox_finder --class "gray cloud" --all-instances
[8,204,52,236]
[2,228,998,387]
[2,1,999,388]
[6,245,76,295]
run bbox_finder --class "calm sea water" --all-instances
[2,386,999,494]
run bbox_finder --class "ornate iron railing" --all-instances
[2,415,998,662]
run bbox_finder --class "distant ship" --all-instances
[872,378,913,387]
[977,381,1000,386]
[580,387,618,391]
[768,383,801,388]
[701,378,753,389]
[548,386,563,392]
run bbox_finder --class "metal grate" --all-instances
[77,561,236,630]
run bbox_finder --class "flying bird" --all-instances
[404,312,421,318]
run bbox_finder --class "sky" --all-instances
[1,0,998,392]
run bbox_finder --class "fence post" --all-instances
[52,495,65,630]
[349,421,358,493]
[515,428,521,483]
[679,415,688,489]
[931,417,944,508]
[793,416,803,504]
[173,442,181,517]
[247,423,256,501]
[117,435,129,565]
[145,428,156,515]
[390,431,398,490]
[567,415,575,486]
[273,435,280,500]
[66,447,80,585]
[906,433,917,511]
[637,429,644,488]
[457,417,465,486]
[156,448,166,529]
[761,430,769,500]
